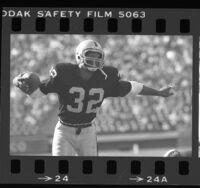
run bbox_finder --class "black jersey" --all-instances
[40,63,130,124]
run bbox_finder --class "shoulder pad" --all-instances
[50,62,75,78]
[103,66,120,83]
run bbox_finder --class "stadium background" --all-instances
[10,35,192,156]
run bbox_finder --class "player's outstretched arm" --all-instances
[138,84,175,97]
[116,80,175,98]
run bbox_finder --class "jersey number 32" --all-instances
[67,87,104,114]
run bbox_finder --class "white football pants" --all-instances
[52,121,98,156]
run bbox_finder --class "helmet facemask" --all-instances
[80,49,104,71]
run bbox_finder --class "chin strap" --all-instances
[99,68,108,80]
[78,62,108,80]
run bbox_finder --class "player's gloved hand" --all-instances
[159,84,175,98]
[13,72,41,95]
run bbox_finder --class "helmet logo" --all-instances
[94,42,98,47]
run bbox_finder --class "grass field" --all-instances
[14,147,193,157]
[99,146,193,157]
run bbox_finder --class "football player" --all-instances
[14,39,175,156]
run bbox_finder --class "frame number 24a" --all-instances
[129,176,168,183]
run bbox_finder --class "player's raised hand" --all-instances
[159,84,175,98]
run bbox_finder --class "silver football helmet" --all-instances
[75,40,105,71]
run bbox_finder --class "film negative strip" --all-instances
[0,5,200,186]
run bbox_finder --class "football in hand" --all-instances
[13,72,41,95]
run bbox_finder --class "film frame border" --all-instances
[0,7,199,185]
